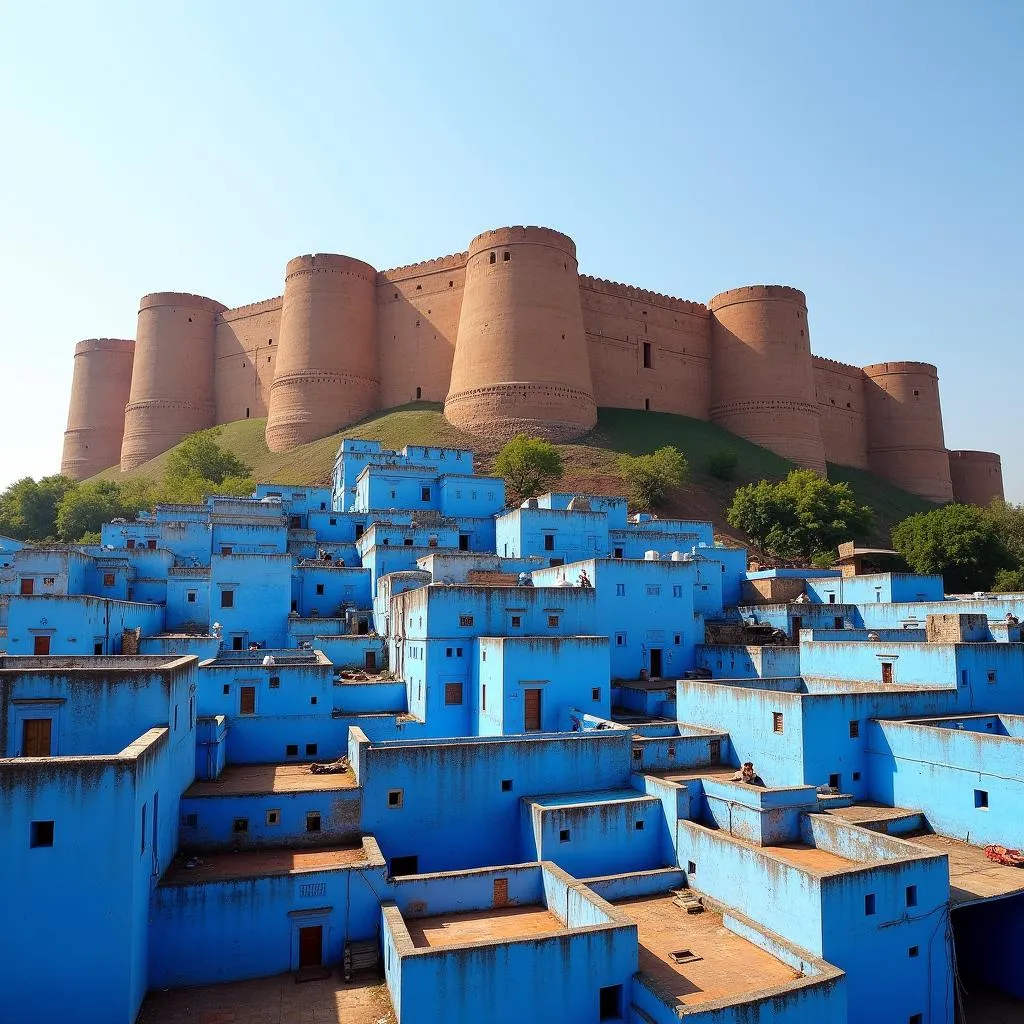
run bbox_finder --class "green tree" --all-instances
[493,434,563,499]
[618,446,689,511]
[164,427,252,488]
[983,499,1024,566]
[708,449,739,481]
[727,469,873,559]
[0,474,78,541]
[891,503,1014,593]
[161,470,254,505]
[55,479,155,542]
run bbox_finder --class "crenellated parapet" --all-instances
[379,251,468,283]
[217,296,283,323]
[578,275,709,316]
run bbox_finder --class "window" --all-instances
[975,789,989,809]
[864,893,876,916]
[613,547,623,559]
[906,885,918,908]
[646,585,661,596]
[643,342,652,369]
[987,670,997,683]
[445,683,464,706]
[615,632,626,646]
[221,545,233,555]
[239,686,256,715]
[635,820,645,831]
[644,398,650,411]
[387,789,404,808]
[421,487,431,502]
[186,590,197,603]
[909,946,920,958]
[220,589,235,608]
[482,684,487,711]
[306,812,321,832]
[416,387,421,399]
[489,251,496,264]
[329,517,337,526]
[592,687,601,701]
[503,250,510,262]
[174,705,179,731]
[19,578,33,595]
[147,539,157,550]
[269,676,280,688]
[30,821,54,848]
[141,803,147,853]
[616,583,625,596]
[446,647,453,657]
[544,534,555,551]
[559,828,571,843]
[687,860,696,874]
[828,592,836,604]
[456,647,463,657]
[511,615,522,628]
[459,615,474,627]
[672,585,682,598]
[599,985,622,1021]
[403,538,413,546]
[306,743,318,755]
[127,539,135,550]
[266,809,280,825]
[316,583,325,595]
[849,720,860,738]
[286,744,298,756]
[772,712,784,734]
[233,817,249,834]
[910,1015,923,1024]
[501,779,513,792]
[673,633,682,645]
[222,684,230,695]
[853,771,861,781]
[547,615,560,627]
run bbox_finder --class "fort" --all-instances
[61,225,1003,506]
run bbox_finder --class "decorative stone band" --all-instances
[269,370,380,391]
[445,382,597,442]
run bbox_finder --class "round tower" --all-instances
[444,226,596,442]
[862,362,953,503]
[61,338,136,479]
[265,254,379,453]
[948,450,1004,507]
[120,293,225,471]
[709,285,826,472]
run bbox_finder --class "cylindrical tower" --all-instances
[265,254,379,452]
[709,285,826,472]
[61,338,136,479]
[862,361,953,503]
[948,450,1004,507]
[444,226,596,442]
[120,292,225,471]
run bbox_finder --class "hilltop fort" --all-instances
[61,225,1002,505]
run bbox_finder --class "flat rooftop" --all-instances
[825,801,921,829]
[185,763,357,797]
[161,843,367,886]
[644,765,739,784]
[760,842,858,875]
[405,905,563,949]
[614,894,801,1007]
[906,833,1024,905]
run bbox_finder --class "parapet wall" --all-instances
[65,227,1000,502]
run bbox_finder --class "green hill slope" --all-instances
[93,403,934,549]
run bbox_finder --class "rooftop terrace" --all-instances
[614,894,802,1007]
[906,833,1024,905]
[405,905,563,949]
[184,762,357,797]
[160,842,367,885]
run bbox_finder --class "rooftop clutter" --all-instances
[2,438,1024,1023]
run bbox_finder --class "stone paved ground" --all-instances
[138,973,396,1024]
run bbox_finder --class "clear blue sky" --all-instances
[1,2,1021,496]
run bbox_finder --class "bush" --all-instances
[708,449,738,481]
[618,446,689,511]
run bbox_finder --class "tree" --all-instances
[891,503,1014,593]
[0,474,78,541]
[493,434,563,499]
[983,499,1024,566]
[164,428,252,487]
[708,449,739,481]
[727,469,873,559]
[618,446,689,511]
[55,479,155,542]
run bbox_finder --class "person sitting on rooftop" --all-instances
[731,761,764,786]
[794,591,810,604]
[1005,611,1019,626]
[577,569,592,588]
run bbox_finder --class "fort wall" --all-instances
[61,339,136,480]
[63,224,1003,505]
[948,450,1004,507]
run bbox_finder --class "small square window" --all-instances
[233,817,249,833]
[592,687,601,701]
[103,572,115,587]
[615,632,626,647]
[329,517,336,526]
[975,789,989,809]
[316,583,325,595]
[772,712,784,734]
[459,615,474,627]
[635,820,645,831]
[306,743,317,755]
[221,545,232,555]
[646,585,661,596]
[673,633,682,645]
[849,720,860,738]
[30,820,54,848]
[269,676,280,688]
[501,779,513,792]
[613,547,623,559]
[672,585,682,598]
[446,647,452,657]
[388,789,404,808]
[909,946,920,958]
[987,670,997,683]
[853,771,862,781]
[310,696,318,705]
[559,828,571,842]
[445,682,464,706]
[306,812,321,832]
[222,684,230,695]
[906,885,918,907]
[221,590,235,609]
[286,743,299,756]
[547,615,560,627]
[687,860,696,874]
[266,809,280,826]
[511,615,522,628]
[864,893,876,916]
[186,590,197,603]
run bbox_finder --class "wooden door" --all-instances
[22,718,52,757]
[298,925,323,968]
[239,686,256,715]
[881,662,893,685]
[20,578,34,595]
[33,635,50,655]
[364,651,377,671]
[524,688,542,732]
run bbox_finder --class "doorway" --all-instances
[524,688,542,732]
[364,651,377,672]
[650,648,663,679]
[22,718,52,757]
[791,616,803,643]
[33,635,51,655]
[298,926,323,969]
[881,662,893,685]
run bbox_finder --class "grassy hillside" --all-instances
[93,403,934,549]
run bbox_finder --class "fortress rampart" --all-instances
[61,225,1002,504]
